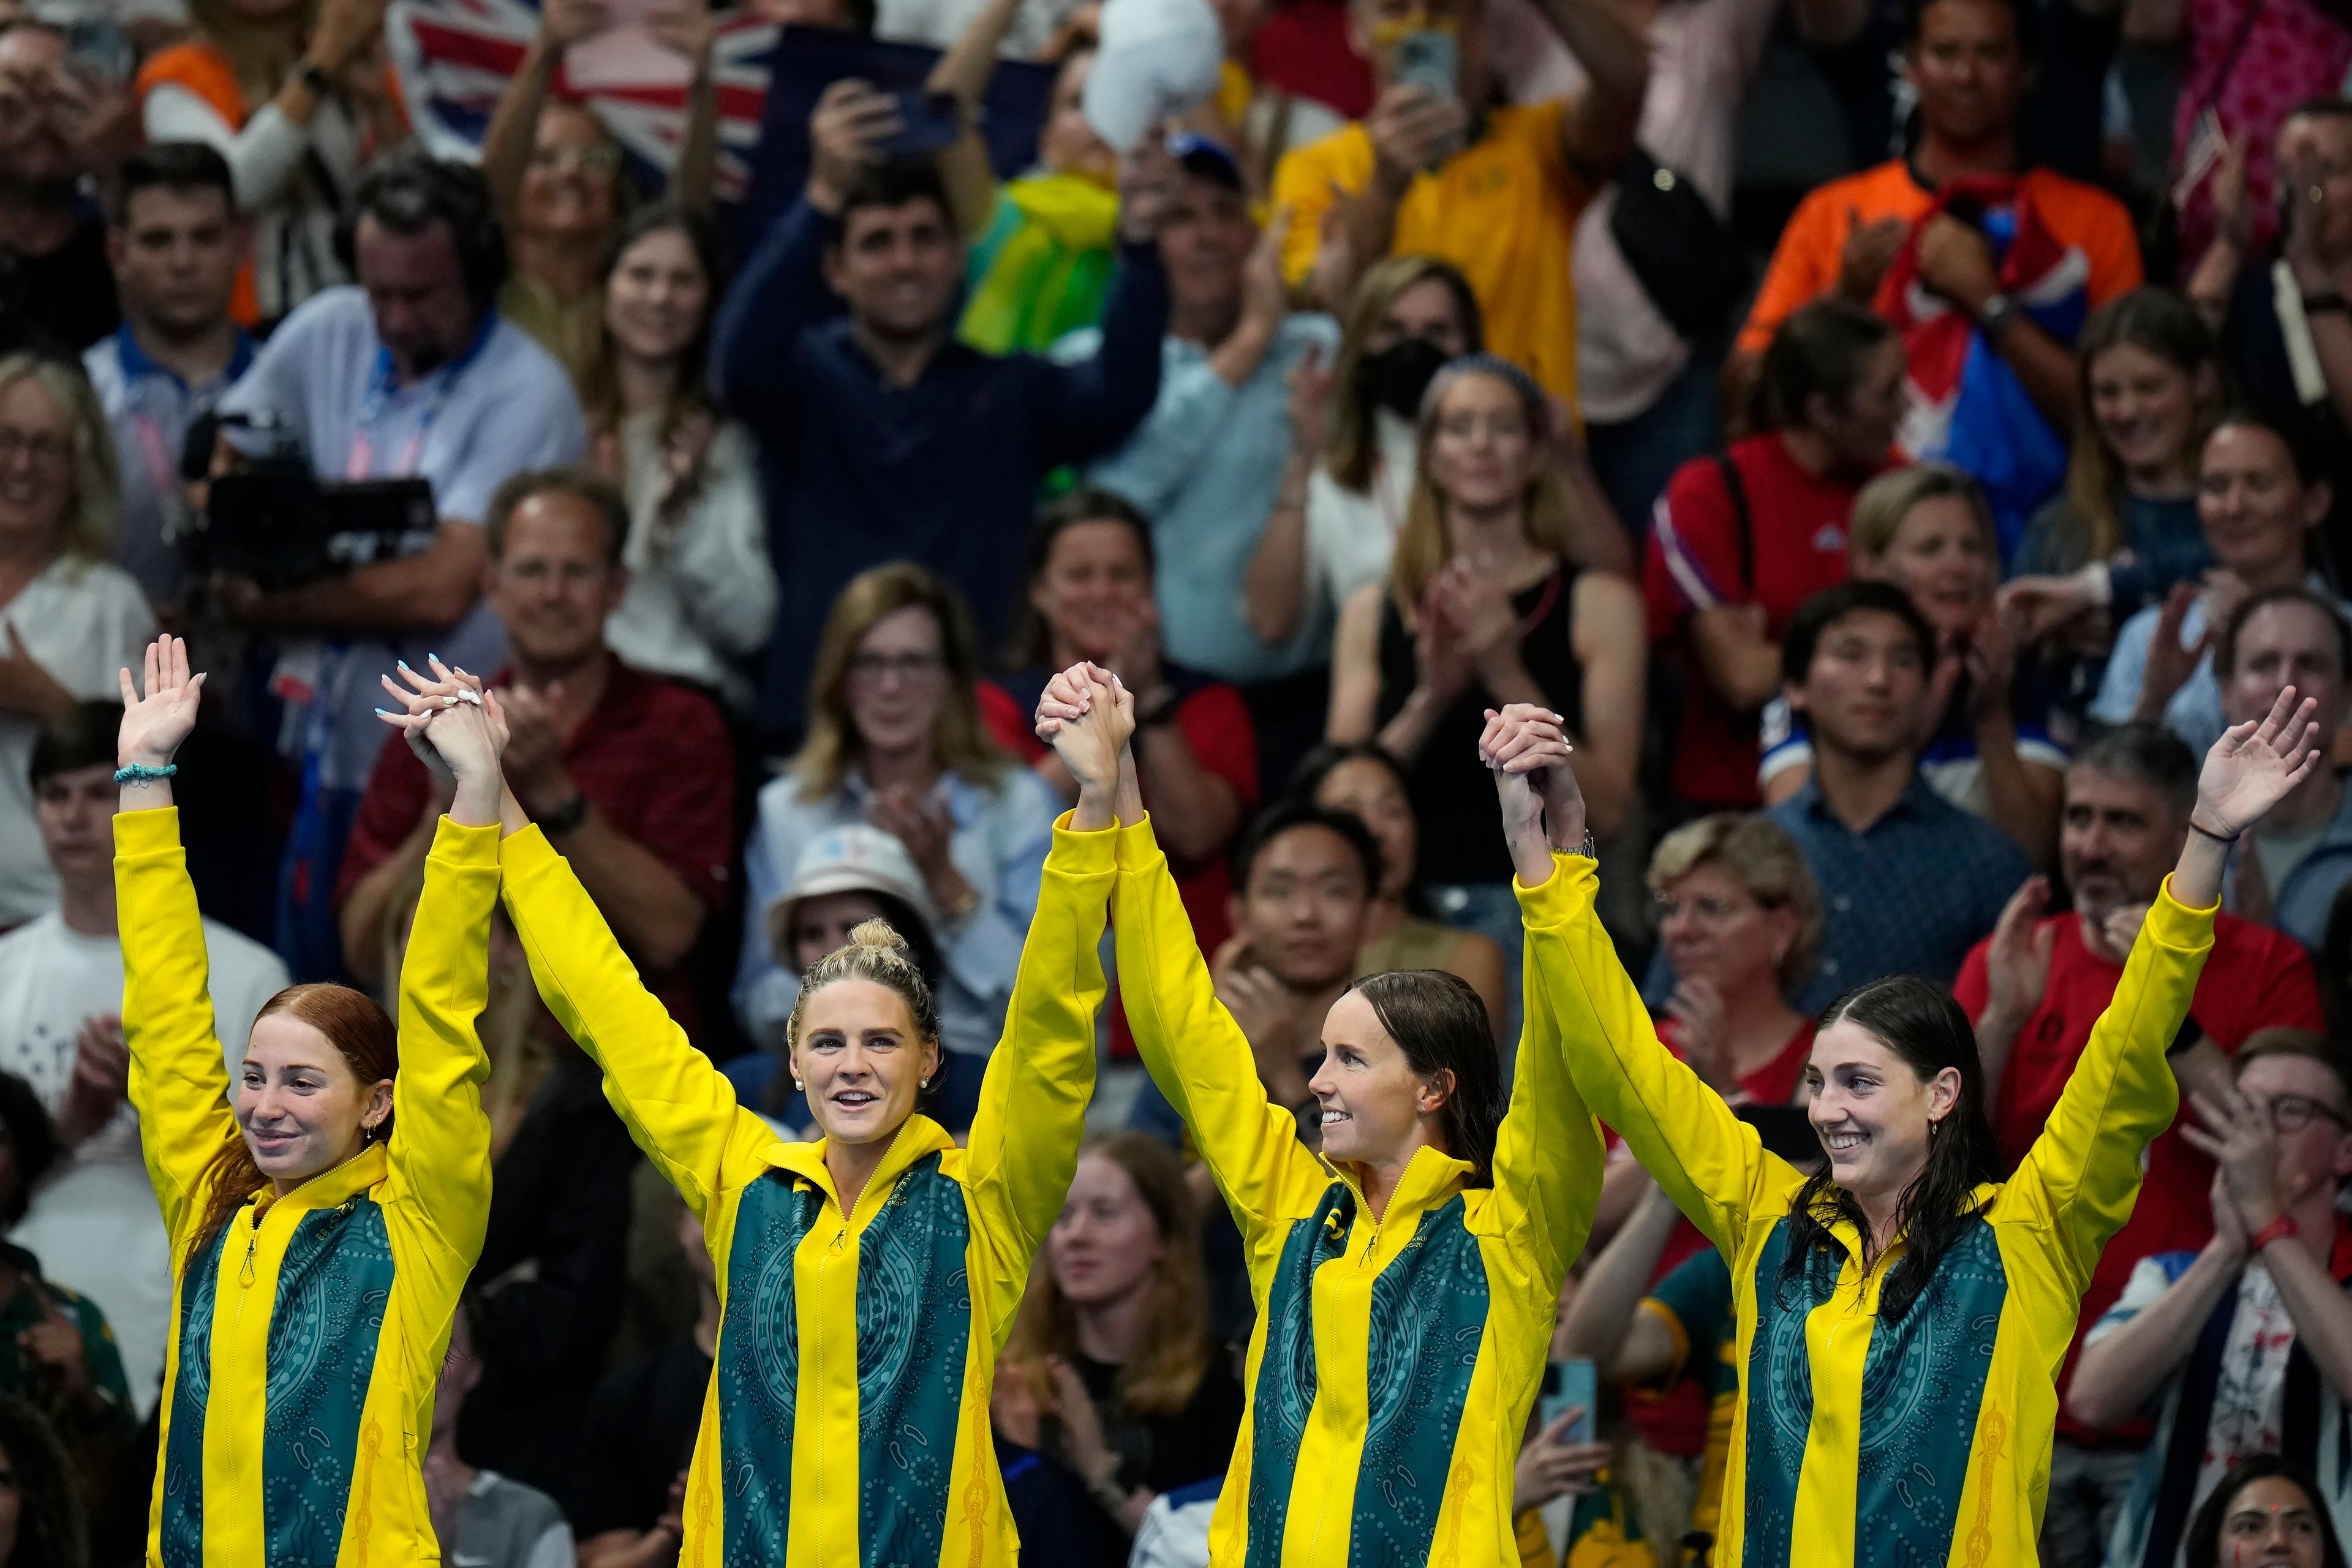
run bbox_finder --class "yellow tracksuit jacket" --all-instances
[496,815,1112,1568]
[120,807,499,1568]
[1110,818,1605,1567]
[1518,853,2216,1568]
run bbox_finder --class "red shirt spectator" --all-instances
[339,660,734,1032]
[1957,908,2322,1441]
[1645,433,1867,806]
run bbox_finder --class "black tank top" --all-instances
[1373,561,1583,887]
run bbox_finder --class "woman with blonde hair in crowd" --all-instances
[134,0,402,323]
[1327,353,1645,998]
[734,562,1060,1120]
[118,638,503,1565]
[1762,462,2071,862]
[999,1131,1244,1549]
[478,0,720,385]
[0,355,151,925]
[581,203,772,715]
[1243,255,1483,650]
[408,652,1128,1566]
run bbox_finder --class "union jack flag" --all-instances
[385,0,778,199]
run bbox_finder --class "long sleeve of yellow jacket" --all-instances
[1111,816,1602,1568]
[1518,854,2216,1568]
[499,814,1112,1568]
[122,805,498,1568]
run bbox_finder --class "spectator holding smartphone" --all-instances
[1270,0,1649,412]
[713,80,1173,744]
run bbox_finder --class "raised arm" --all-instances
[371,662,509,1273]
[113,638,239,1243]
[1483,728,1605,1284]
[1033,143,1175,469]
[1490,704,1789,1259]
[379,668,776,1225]
[712,78,892,415]
[962,667,1127,1327]
[1039,668,1333,1243]
[2016,687,2321,1289]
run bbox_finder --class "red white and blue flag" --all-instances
[385,0,780,198]
[1879,175,2089,565]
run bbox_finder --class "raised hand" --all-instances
[117,636,205,772]
[375,658,513,828]
[1980,875,2054,1022]
[807,78,899,211]
[2179,1080,2289,1234]
[1036,662,1135,827]
[1116,129,1180,244]
[1480,703,1586,851]
[2195,685,2323,839]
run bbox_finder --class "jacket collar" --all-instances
[1332,1141,1475,1231]
[1804,1179,2000,1275]
[766,1114,956,1218]
[249,1142,388,1226]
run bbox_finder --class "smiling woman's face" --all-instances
[235,1014,391,1190]
[790,978,938,1147]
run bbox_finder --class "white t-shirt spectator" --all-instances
[219,287,589,794]
[602,412,774,715]
[1302,409,1418,627]
[0,907,286,1415]
[0,558,154,924]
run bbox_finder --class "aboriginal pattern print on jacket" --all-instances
[718,1172,821,1568]
[856,1156,973,1566]
[1742,1212,2010,1568]
[1244,1183,1494,1568]
[262,1197,398,1563]
[160,1228,227,1568]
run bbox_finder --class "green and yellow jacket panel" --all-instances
[1110,819,1605,1568]
[119,807,498,1568]
[1518,853,2216,1568]
[497,815,1112,1568]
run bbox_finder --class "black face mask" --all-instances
[1358,337,1450,420]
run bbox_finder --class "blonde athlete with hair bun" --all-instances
[376,659,1130,1568]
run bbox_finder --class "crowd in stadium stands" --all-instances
[2,0,2352,1555]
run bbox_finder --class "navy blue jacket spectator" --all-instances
[714,104,1175,741]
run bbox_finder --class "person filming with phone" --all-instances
[712,77,1175,748]
[1268,0,1649,413]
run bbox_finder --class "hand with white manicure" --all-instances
[376,657,511,828]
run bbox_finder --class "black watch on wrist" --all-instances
[537,791,590,835]
[2304,290,2351,318]
[296,58,333,97]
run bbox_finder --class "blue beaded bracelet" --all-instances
[113,763,178,784]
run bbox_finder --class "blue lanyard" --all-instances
[344,313,497,480]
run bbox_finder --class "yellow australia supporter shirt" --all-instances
[1273,102,1585,410]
